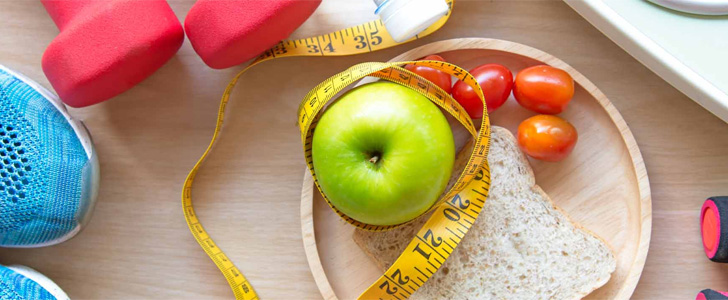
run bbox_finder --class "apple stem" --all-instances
[369,156,379,164]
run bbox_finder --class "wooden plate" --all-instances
[300,38,651,300]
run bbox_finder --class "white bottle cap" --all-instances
[375,0,449,43]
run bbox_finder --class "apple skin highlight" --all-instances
[312,82,455,226]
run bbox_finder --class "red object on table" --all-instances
[184,0,322,69]
[697,289,728,300]
[701,197,728,262]
[452,63,514,118]
[41,0,184,107]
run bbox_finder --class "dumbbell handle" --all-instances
[41,0,95,30]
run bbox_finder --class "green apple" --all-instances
[312,81,455,225]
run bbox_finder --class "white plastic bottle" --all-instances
[374,0,449,42]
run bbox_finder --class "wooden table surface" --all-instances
[1,1,727,299]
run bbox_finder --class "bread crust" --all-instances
[499,126,617,298]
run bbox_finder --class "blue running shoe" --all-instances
[0,265,69,300]
[0,65,99,247]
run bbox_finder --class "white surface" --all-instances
[565,0,728,123]
[649,0,728,15]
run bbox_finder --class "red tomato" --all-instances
[513,65,574,114]
[405,55,452,94]
[517,115,578,162]
[452,64,513,119]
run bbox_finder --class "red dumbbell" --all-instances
[41,0,184,107]
[699,197,728,298]
[701,197,728,262]
[184,0,321,69]
[698,289,728,300]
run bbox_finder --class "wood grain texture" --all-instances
[0,0,726,299]
[301,38,651,300]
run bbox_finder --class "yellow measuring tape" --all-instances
[181,0,490,298]
[299,61,492,299]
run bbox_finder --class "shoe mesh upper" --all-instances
[0,68,91,246]
[0,107,45,233]
[0,265,56,300]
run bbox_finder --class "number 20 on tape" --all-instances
[298,61,491,299]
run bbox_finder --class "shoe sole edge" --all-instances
[7,265,70,300]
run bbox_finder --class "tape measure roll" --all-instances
[180,1,491,299]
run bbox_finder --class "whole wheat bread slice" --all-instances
[354,126,616,300]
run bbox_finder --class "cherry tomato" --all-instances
[513,65,574,114]
[452,64,513,119]
[405,55,452,94]
[517,115,578,162]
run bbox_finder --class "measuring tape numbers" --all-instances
[180,1,491,299]
[298,61,492,299]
